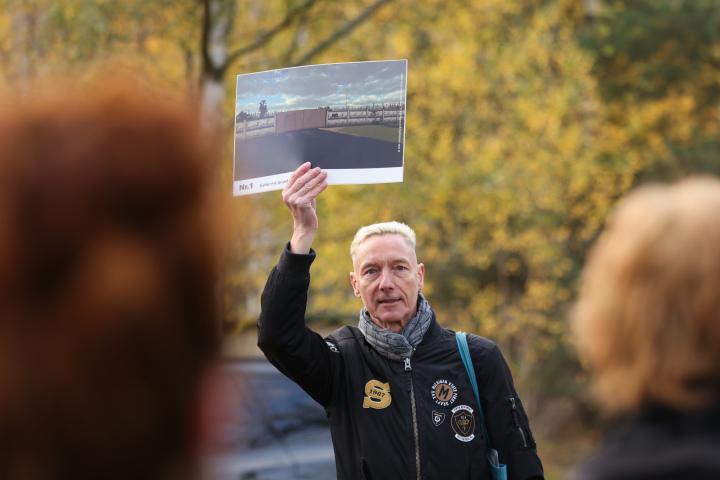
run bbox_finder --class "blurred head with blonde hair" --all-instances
[0,80,220,480]
[573,177,720,416]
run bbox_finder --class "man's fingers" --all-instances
[284,165,315,196]
[313,179,329,197]
[284,166,326,199]
[299,169,328,196]
[283,162,312,194]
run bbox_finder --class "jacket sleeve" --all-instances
[257,243,340,407]
[472,339,544,480]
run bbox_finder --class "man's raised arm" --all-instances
[257,162,336,406]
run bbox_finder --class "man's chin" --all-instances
[373,316,406,332]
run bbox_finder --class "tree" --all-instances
[576,0,720,182]
[258,99,267,118]
[8,0,720,445]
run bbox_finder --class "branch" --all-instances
[292,0,393,67]
[221,0,239,42]
[707,55,720,71]
[200,0,212,76]
[225,0,321,67]
[280,8,312,65]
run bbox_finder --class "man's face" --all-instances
[350,233,425,333]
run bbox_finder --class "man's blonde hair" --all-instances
[350,221,417,261]
[573,177,720,415]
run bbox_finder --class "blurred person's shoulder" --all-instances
[570,401,720,480]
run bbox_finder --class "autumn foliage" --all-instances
[3,1,720,471]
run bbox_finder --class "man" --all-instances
[258,162,544,479]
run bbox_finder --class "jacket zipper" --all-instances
[405,353,421,480]
[510,398,527,448]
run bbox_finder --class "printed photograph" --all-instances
[233,60,407,196]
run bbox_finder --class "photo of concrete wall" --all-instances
[233,60,407,196]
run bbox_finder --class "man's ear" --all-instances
[349,272,361,298]
[417,263,425,292]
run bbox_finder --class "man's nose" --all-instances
[379,269,394,289]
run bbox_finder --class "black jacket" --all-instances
[258,245,544,480]
[570,400,720,480]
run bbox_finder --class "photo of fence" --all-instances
[233,60,407,196]
[236,104,405,142]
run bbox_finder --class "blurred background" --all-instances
[5,0,720,477]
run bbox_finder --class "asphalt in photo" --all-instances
[234,128,403,181]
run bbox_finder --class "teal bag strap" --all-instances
[456,331,508,480]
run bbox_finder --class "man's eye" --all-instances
[397,266,406,271]
[366,269,376,275]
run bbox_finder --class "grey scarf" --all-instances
[358,293,433,361]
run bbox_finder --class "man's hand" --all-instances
[282,162,328,254]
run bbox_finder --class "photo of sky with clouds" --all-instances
[235,60,406,115]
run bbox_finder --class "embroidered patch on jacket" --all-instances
[432,410,445,426]
[326,341,339,353]
[363,380,391,409]
[431,379,458,406]
[451,405,475,442]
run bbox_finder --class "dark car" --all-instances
[204,358,336,480]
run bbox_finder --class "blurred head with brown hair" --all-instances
[0,80,220,480]
[573,177,720,416]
